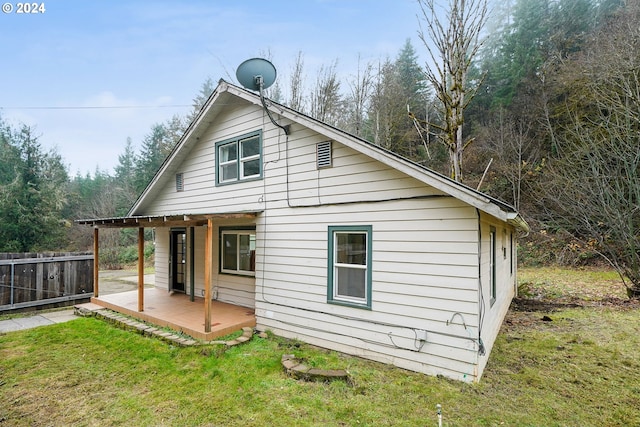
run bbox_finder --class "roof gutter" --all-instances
[506,212,530,233]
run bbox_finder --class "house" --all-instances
[79,79,528,382]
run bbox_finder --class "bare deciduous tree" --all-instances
[541,1,640,297]
[369,59,410,153]
[288,51,306,113]
[309,59,343,126]
[345,55,374,137]
[481,109,541,210]
[414,0,489,181]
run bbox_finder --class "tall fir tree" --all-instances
[0,123,68,251]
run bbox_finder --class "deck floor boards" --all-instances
[91,288,255,341]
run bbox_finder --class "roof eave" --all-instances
[224,84,527,225]
[127,82,232,216]
[506,213,530,233]
[123,80,529,231]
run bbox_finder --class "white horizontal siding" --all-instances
[139,97,506,381]
[476,213,516,377]
[256,306,480,381]
[154,228,169,291]
[255,195,482,381]
[141,102,447,215]
[143,105,269,214]
[209,220,256,309]
[153,222,256,309]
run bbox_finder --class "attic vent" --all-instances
[176,172,184,192]
[316,141,332,169]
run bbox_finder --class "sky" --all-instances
[0,0,426,176]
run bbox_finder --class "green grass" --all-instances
[1,267,639,426]
[518,266,628,301]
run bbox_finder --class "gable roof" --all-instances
[129,80,529,232]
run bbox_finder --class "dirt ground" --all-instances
[510,295,640,312]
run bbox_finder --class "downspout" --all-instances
[476,208,486,356]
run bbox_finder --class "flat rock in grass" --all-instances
[281,354,350,383]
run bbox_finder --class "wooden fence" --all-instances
[0,252,93,311]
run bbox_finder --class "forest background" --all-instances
[1,0,638,294]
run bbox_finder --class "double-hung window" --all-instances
[216,131,262,185]
[220,228,256,276]
[327,225,372,309]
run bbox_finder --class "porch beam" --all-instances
[204,219,213,332]
[137,227,144,312]
[93,227,99,297]
[76,211,261,229]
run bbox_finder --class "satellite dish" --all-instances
[236,58,277,91]
[235,57,290,135]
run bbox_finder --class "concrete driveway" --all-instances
[98,270,155,295]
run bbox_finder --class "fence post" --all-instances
[93,227,99,297]
[10,263,14,307]
[36,263,44,300]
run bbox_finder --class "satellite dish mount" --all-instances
[236,58,290,135]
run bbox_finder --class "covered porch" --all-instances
[91,287,255,341]
[76,212,261,341]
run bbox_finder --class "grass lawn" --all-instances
[1,267,639,426]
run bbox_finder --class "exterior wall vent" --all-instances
[175,172,184,192]
[316,141,332,169]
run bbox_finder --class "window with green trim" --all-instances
[220,229,256,276]
[216,131,262,185]
[327,225,372,309]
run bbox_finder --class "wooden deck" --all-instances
[91,288,255,341]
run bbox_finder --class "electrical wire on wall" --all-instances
[256,295,483,353]
[257,96,288,307]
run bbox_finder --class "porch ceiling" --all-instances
[75,211,262,229]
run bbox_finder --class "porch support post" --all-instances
[189,226,195,302]
[204,219,213,333]
[93,227,99,297]
[137,227,145,312]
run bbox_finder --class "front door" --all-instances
[170,229,186,293]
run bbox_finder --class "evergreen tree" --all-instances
[365,41,432,163]
[187,77,216,123]
[0,122,68,251]
[115,138,136,187]
[134,124,169,193]
[163,114,189,148]
[396,39,429,114]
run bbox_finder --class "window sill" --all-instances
[327,299,371,310]
[219,271,256,278]
[216,175,262,187]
